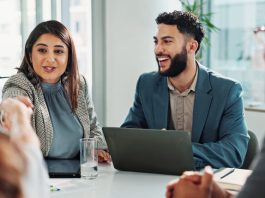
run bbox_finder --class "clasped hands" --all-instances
[166,166,232,198]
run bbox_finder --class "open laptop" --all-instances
[45,159,81,178]
[103,127,194,175]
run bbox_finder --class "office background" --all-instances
[0,0,265,145]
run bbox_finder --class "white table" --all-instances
[50,164,177,198]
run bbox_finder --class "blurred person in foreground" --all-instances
[0,96,49,198]
[166,138,265,198]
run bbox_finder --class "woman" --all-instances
[2,20,110,162]
[0,97,49,198]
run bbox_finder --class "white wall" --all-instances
[92,0,265,146]
[105,0,181,126]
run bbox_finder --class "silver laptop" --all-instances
[103,127,194,175]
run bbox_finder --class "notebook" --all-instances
[214,168,252,191]
[45,159,81,178]
[103,127,194,175]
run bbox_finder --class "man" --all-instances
[121,11,249,170]
[166,138,265,198]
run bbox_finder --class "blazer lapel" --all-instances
[36,84,54,154]
[192,65,212,142]
[75,84,90,138]
[152,77,168,129]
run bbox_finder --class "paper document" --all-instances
[214,168,252,191]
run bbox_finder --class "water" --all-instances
[81,162,98,179]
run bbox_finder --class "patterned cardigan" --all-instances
[2,72,107,156]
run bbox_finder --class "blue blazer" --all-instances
[121,64,249,169]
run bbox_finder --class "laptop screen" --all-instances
[103,127,194,175]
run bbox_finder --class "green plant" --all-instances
[180,0,219,54]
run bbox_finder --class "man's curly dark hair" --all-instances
[156,10,205,53]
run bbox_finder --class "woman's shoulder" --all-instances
[3,72,35,91]
[79,75,87,85]
[6,72,32,84]
[79,75,89,91]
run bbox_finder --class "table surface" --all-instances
[50,163,177,198]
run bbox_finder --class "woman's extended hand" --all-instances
[97,149,112,163]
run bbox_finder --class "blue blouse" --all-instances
[41,81,83,159]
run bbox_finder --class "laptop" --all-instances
[45,159,81,178]
[103,127,194,175]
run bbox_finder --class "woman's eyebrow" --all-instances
[35,43,65,48]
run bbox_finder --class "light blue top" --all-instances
[41,81,83,159]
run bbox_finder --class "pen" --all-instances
[50,188,60,192]
[220,168,235,179]
[50,185,61,192]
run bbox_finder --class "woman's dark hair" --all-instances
[18,20,80,111]
[0,134,26,198]
[156,11,205,53]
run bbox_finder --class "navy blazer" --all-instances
[121,64,249,169]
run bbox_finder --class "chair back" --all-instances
[241,130,259,169]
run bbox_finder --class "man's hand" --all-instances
[166,166,232,198]
[16,96,34,109]
[166,166,214,198]
[0,98,32,131]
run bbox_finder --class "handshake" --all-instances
[0,96,39,147]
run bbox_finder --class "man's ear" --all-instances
[1,122,10,132]
[0,115,10,133]
[187,40,199,54]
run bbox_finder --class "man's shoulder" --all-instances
[139,71,164,82]
[199,64,240,87]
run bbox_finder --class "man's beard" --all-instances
[157,48,187,77]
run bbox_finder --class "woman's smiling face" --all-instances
[31,33,68,84]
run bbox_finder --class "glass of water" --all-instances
[80,138,98,179]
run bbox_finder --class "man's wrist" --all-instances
[225,191,234,198]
